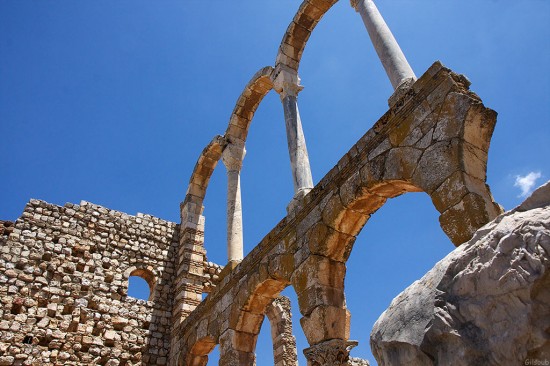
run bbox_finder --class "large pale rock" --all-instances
[371,182,550,365]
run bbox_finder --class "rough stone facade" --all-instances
[1,62,505,366]
[265,297,297,366]
[0,200,179,365]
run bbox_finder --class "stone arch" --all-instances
[265,296,298,366]
[182,135,226,217]
[174,309,223,366]
[125,265,157,300]
[326,75,502,246]
[290,63,503,363]
[175,63,505,366]
[220,273,291,364]
[275,0,338,71]
[184,336,217,366]
[224,66,274,144]
[182,67,274,217]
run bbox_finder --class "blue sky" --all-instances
[1,1,549,365]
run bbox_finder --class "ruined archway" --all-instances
[171,0,503,364]
[184,337,217,366]
[173,61,503,365]
[220,275,291,363]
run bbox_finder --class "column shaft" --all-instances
[222,142,246,264]
[273,66,314,201]
[282,95,314,195]
[226,169,243,262]
[353,0,416,89]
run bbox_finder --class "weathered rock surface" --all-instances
[371,181,550,365]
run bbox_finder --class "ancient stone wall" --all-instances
[0,199,181,365]
[265,296,297,366]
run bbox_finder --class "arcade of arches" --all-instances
[171,0,501,364]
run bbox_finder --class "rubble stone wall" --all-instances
[0,200,180,366]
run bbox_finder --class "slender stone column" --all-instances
[273,66,314,203]
[351,0,416,90]
[221,142,246,264]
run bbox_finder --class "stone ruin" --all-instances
[1,0,548,365]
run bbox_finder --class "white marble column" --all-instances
[273,66,314,202]
[221,142,246,263]
[351,0,416,90]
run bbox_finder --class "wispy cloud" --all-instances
[514,171,542,197]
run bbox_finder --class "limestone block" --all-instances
[295,284,345,318]
[267,253,294,281]
[0,356,14,365]
[431,171,483,212]
[306,223,356,263]
[426,74,457,110]
[439,192,501,245]
[412,139,460,193]
[300,306,350,345]
[432,92,473,142]
[0,199,177,365]
[235,311,264,335]
[463,103,497,153]
[384,146,423,181]
[292,255,346,292]
[463,141,488,181]
[321,193,368,236]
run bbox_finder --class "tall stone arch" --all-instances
[290,62,502,364]
[170,0,503,362]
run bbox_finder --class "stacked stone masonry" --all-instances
[0,200,213,366]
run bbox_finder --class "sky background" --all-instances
[1,1,549,365]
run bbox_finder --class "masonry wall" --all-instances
[0,200,179,366]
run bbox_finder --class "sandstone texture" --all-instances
[371,182,550,365]
[0,0,522,362]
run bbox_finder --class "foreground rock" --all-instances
[371,182,550,365]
